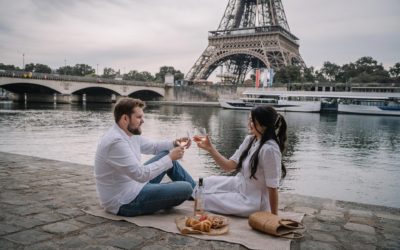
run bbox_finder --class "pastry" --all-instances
[192,220,212,232]
[185,217,200,227]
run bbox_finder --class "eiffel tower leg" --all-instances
[185,45,216,83]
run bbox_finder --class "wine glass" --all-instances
[193,127,206,142]
[193,127,206,155]
[175,130,192,161]
[176,130,191,147]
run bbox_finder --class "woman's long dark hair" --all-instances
[236,106,287,179]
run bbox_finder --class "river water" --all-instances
[1,102,399,208]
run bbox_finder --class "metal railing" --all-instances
[209,25,299,43]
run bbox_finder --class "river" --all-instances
[1,101,399,208]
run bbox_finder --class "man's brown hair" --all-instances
[113,98,145,123]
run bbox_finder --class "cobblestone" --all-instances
[1,151,400,249]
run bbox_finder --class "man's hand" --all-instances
[169,146,185,161]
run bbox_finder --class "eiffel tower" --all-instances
[185,0,305,85]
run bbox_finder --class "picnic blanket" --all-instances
[83,201,304,250]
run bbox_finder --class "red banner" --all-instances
[255,69,260,88]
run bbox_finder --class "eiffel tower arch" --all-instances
[186,0,305,85]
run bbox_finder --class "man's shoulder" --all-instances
[101,126,125,144]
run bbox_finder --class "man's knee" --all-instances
[176,181,193,198]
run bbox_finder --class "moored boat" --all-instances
[219,89,400,116]
[338,98,400,116]
[219,90,322,113]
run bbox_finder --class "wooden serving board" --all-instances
[175,216,229,235]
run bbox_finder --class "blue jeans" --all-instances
[117,151,196,217]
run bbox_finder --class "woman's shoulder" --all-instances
[243,134,255,143]
[261,139,280,152]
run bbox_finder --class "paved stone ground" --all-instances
[0,151,399,250]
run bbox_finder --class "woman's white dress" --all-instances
[202,135,281,217]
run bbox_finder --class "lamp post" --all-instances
[22,53,25,70]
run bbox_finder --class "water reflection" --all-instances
[0,102,399,208]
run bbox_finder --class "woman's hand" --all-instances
[194,135,213,152]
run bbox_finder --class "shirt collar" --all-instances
[113,123,131,140]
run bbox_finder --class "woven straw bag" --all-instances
[248,211,305,239]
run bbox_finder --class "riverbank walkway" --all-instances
[1,151,399,249]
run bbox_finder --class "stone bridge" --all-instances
[0,71,169,103]
[0,71,240,103]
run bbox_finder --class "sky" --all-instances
[0,0,399,77]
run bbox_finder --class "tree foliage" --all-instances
[273,56,398,84]
[155,66,184,83]
[24,63,52,73]
[0,63,20,71]
[389,63,400,78]
[102,67,118,79]
[124,70,154,81]
[56,64,94,76]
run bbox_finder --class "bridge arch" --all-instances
[71,86,120,95]
[0,80,63,94]
[127,89,164,101]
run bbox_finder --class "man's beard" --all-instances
[128,125,141,135]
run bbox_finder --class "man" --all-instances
[94,97,195,216]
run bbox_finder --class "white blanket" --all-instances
[83,201,304,250]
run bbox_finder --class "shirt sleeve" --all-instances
[229,135,254,163]
[258,142,281,188]
[139,136,174,155]
[106,138,173,183]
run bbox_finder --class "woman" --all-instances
[194,105,287,217]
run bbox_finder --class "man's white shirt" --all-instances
[94,124,174,214]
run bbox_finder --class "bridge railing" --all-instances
[0,70,165,87]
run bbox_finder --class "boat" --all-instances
[338,97,400,116]
[219,90,321,113]
[218,96,279,110]
[219,89,400,115]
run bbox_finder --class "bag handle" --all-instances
[280,231,304,239]
[279,219,305,230]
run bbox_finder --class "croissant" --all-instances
[185,217,200,227]
[192,220,212,232]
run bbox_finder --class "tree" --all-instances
[155,66,184,83]
[302,66,315,83]
[72,64,95,76]
[34,63,52,74]
[124,70,155,81]
[274,65,302,84]
[57,66,74,75]
[336,63,357,83]
[320,61,340,82]
[102,67,117,78]
[350,57,390,83]
[354,56,380,74]
[0,63,19,71]
[314,70,327,83]
[389,63,400,78]
[24,63,35,72]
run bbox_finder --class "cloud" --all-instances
[0,0,399,76]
